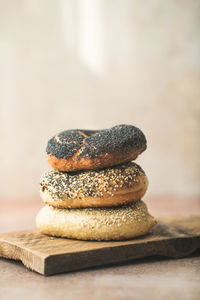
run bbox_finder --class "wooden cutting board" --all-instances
[0,215,199,276]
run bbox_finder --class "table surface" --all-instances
[0,196,200,300]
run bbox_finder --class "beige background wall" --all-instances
[0,0,200,201]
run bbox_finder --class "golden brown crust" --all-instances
[40,162,148,208]
[36,200,157,241]
[47,148,144,172]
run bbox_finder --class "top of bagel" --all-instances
[46,124,147,160]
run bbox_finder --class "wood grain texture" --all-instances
[0,215,199,276]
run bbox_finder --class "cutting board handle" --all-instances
[156,237,199,258]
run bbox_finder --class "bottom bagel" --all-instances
[36,200,156,241]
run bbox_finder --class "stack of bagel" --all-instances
[36,124,156,240]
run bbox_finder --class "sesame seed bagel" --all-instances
[36,200,156,241]
[46,124,147,172]
[40,162,148,208]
